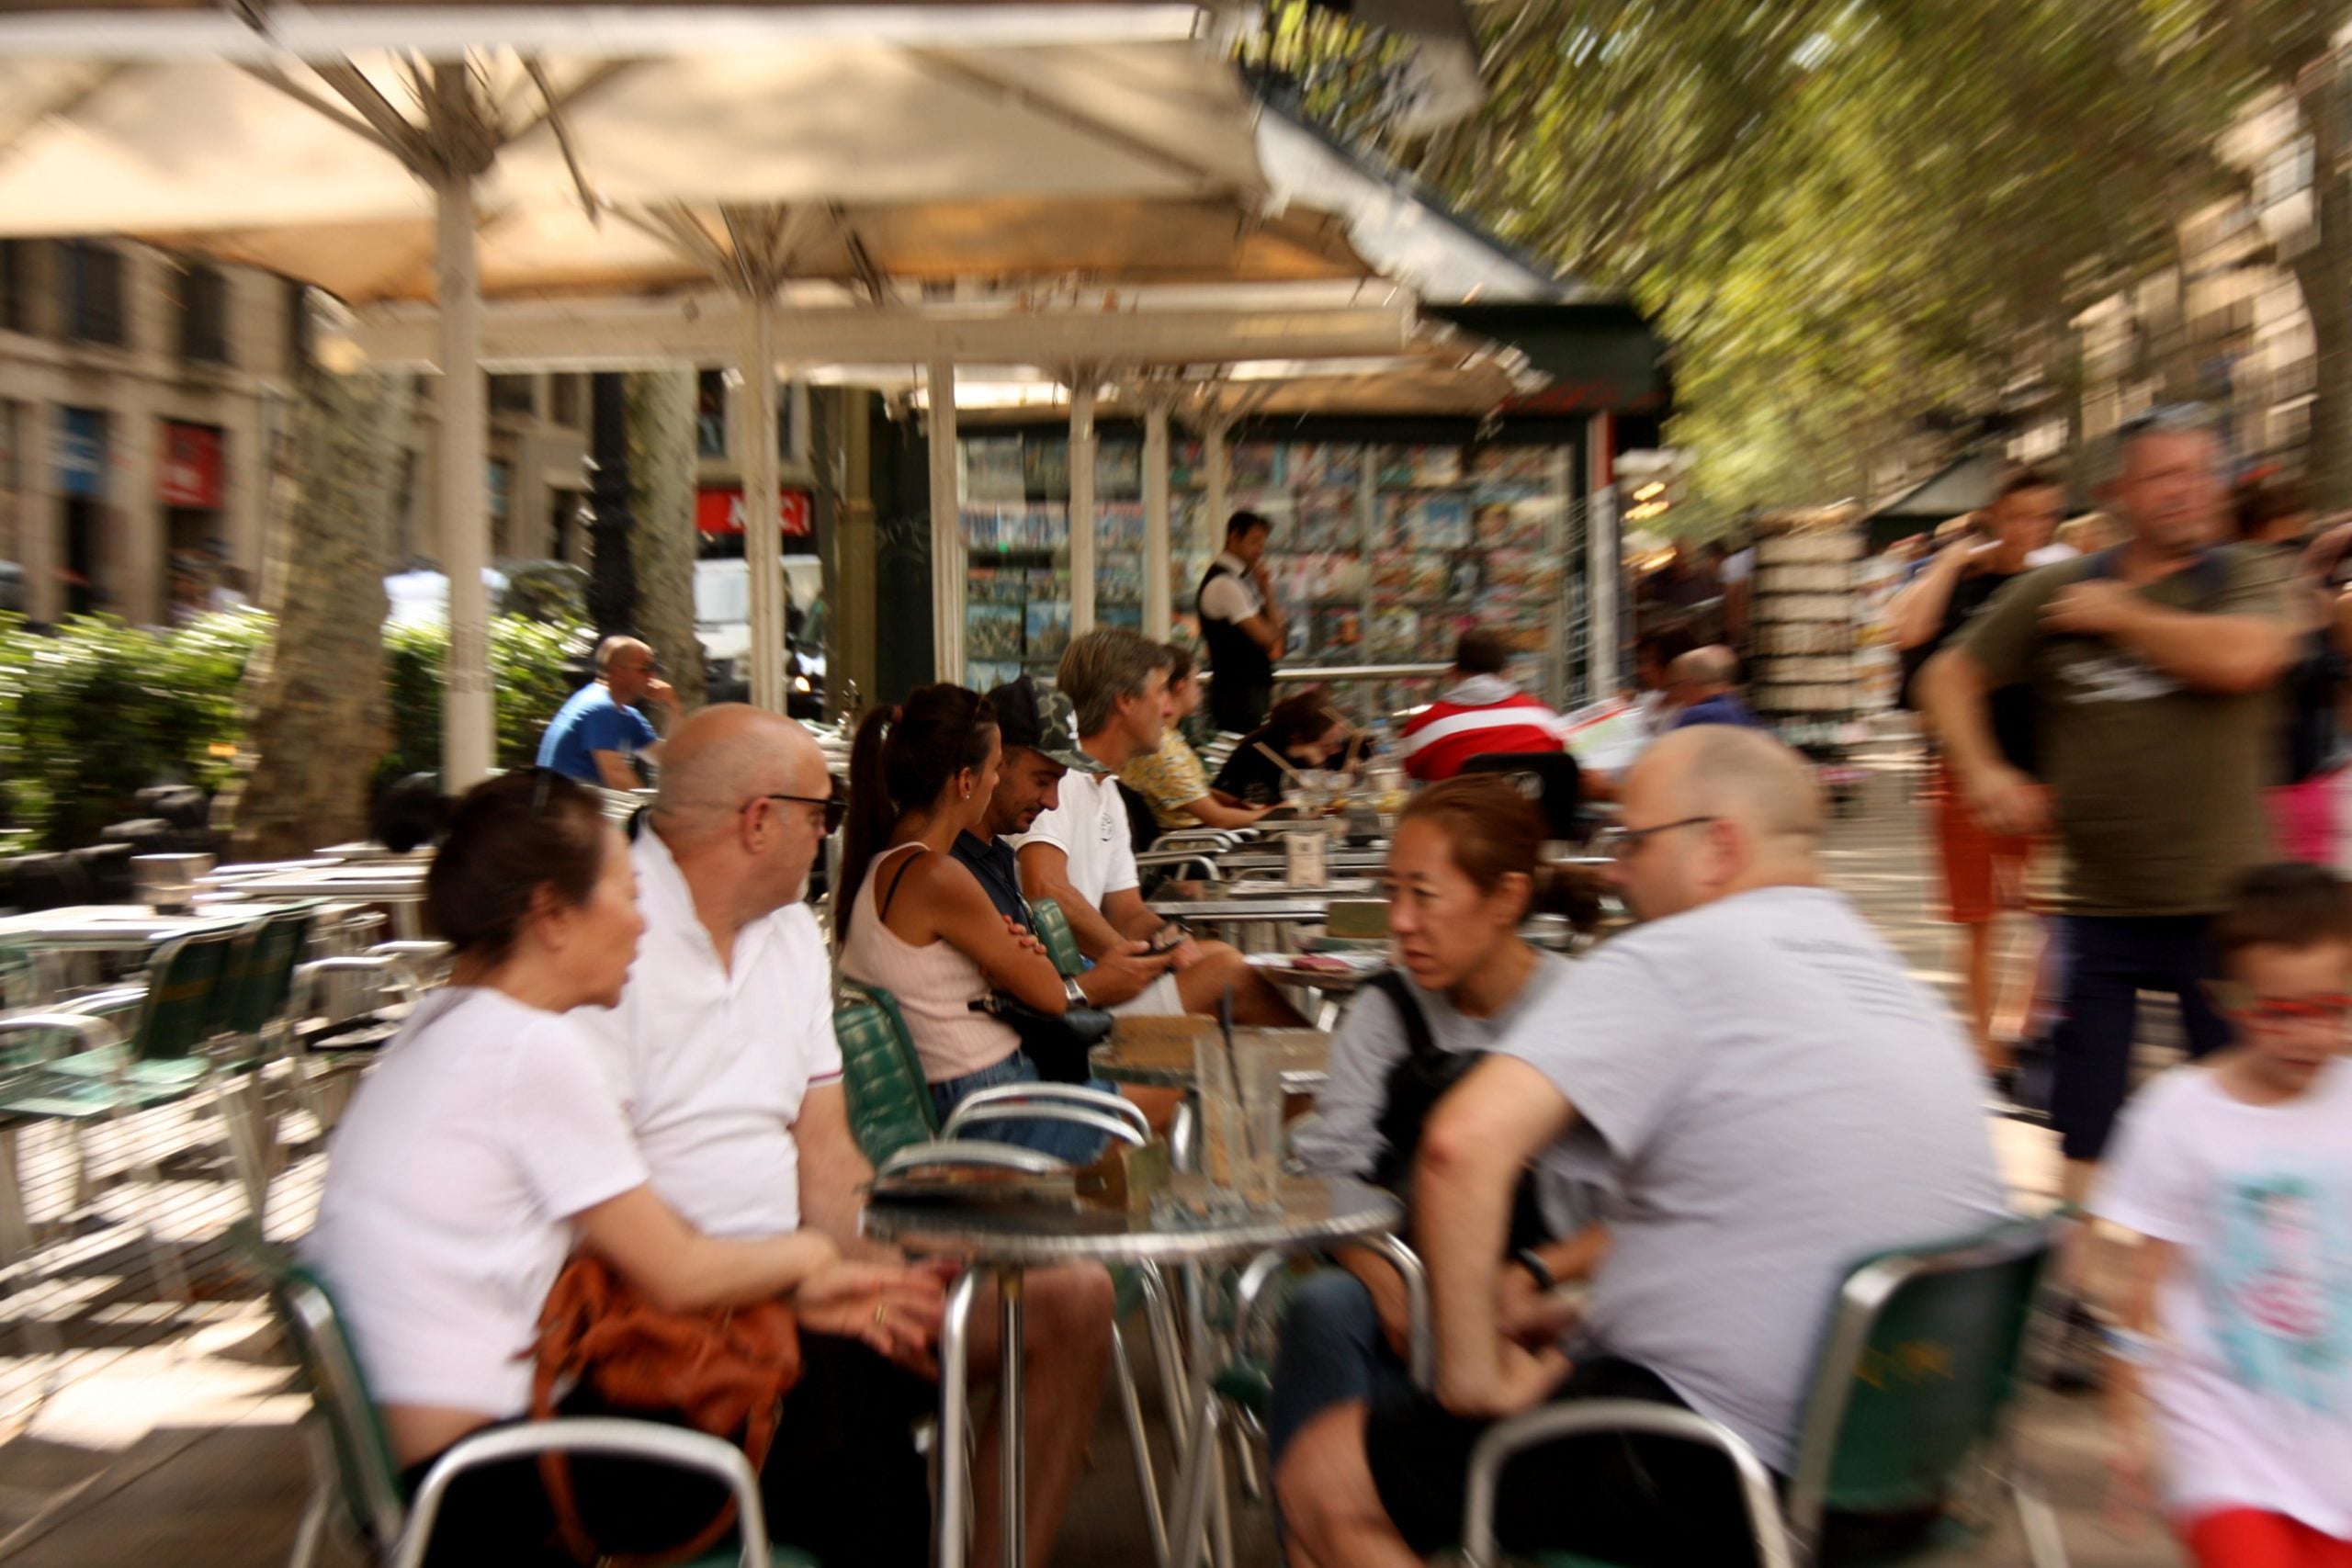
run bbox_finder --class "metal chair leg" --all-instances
[2013,1476,2069,1568]
[0,1125,34,1266]
[1110,1320,1170,1568]
[122,1106,189,1304]
[1140,1265,1193,1452]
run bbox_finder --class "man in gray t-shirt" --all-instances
[1280,727,2008,1568]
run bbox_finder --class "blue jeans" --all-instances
[928,1051,1116,1167]
[1267,1269,1416,1467]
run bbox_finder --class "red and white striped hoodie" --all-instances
[1397,675,1573,782]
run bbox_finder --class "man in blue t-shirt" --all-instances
[1664,646,1764,730]
[537,636,677,787]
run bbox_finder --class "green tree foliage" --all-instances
[0,611,583,854]
[379,614,588,788]
[0,611,270,852]
[1264,0,2339,511]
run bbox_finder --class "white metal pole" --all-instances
[1585,412,1619,695]
[742,295,786,712]
[1069,378,1098,637]
[928,355,963,686]
[1204,415,1231,545]
[1143,397,1172,639]
[435,166,494,787]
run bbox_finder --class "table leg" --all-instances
[1166,1375,1224,1568]
[936,1270,981,1568]
[1000,1266,1026,1568]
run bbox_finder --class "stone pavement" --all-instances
[0,735,2186,1566]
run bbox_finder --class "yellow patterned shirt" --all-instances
[1120,729,1214,830]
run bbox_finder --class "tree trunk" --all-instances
[626,367,704,712]
[226,368,409,858]
[2295,53,2352,511]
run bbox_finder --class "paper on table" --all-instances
[1559,697,1651,773]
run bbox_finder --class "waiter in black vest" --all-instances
[1196,509,1287,733]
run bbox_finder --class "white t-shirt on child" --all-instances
[307,988,648,1421]
[2094,1058,2352,1537]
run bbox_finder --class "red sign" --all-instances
[157,422,225,509]
[696,486,812,537]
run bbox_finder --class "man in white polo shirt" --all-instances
[575,704,1114,1568]
[1017,627,1305,1025]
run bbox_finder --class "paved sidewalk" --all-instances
[0,738,2183,1566]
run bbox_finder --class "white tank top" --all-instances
[839,842,1022,1084]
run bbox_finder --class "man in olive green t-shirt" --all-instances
[1921,409,2293,1204]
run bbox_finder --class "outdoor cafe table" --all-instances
[1207,847,1390,878]
[865,1175,1400,1568]
[0,904,273,953]
[1091,1026,1334,1096]
[206,863,432,940]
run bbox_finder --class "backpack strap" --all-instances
[1363,970,1441,1071]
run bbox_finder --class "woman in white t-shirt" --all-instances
[2094,863,2352,1567]
[307,770,948,1565]
[836,682,1115,1163]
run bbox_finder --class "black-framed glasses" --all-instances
[1592,816,1720,859]
[750,792,847,836]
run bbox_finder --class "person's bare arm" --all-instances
[1101,886,1167,944]
[1018,840,1131,959]
[1237,611,1284,657]
[1415,1055,1581,1417]
[1173,793,1272,829]
[573,1184,842,1312]
[591,750,640,791]
[794,1084,900,1264]
[2041,582,2294,694]
[1887,541,1972,650]
[919,860,1070,1011]
[1918,646,2050,838]
[2102,1229,2178,1524]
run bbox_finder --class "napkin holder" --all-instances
[1077,1136,1172,1213]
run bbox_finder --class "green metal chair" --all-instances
[1028,898,1087,980]
[0,925,243,1298]
[1462,1213,2070,1568]
[231,1228,812,1568]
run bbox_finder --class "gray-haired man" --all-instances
[1016,627,1305,1024]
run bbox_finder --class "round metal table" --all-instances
[1091,1027,1333,1096]
[865,1175,1399,1568]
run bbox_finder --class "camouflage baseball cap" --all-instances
[986,676,1102,773]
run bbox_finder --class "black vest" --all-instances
[1197,559,1273,731]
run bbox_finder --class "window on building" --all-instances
[285,279,314,374]
[489,375,537,417]
[177,262,231,366]
[57,240,126,346]
[0,242,33,335]
[550,373,584,429]
[696,368,729,457]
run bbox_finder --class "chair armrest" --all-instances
[290,956,424,1018]
[1228,1232,1430,1389]
[0,1012,125,1053]
[946,1083,1150,1141]
[1135,850,1221,880]
[390,1417,769,1568]
[941,1102,1144,1147]
[876,1140,1069,1179]
[1460,1401,1791,1568]
[52,986,150,1020]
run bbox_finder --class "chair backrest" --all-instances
[218,906,320,1038]
[833,980,940,1165]
[1459,751,1585,840]
[1784,1213,2063,1541]
[233,1224,410,1547]
[0,941,37,1011]
[131,927,241,1062]
[1030,899,1086,979]
[1325,898,1391,942]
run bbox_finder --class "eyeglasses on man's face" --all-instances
[1591,816,1721,860]
[748,792,846,836]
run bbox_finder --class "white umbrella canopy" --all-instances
[0,19,1319,762]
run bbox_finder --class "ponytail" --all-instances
[834,685,998,942]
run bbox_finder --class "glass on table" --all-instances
[1234,1044,1284,1211]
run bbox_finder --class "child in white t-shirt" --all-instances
[2094,862,2352,1567]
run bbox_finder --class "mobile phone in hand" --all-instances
[1144,925,1187,956]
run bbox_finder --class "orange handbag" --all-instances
[531,1253,801,1566]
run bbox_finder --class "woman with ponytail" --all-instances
[837,684,1110,1162]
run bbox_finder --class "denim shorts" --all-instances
[929,1050,1116,1167]
[1267,1269,1417,1466]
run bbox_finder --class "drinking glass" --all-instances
[1233,1046,1284,1211]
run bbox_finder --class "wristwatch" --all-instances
[1064,974,1090,1009]
[1514,1247,1557,1293]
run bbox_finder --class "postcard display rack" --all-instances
[961,433,1583,716]
[1748,516,1868,749]
[959,434,1149,693]
[1169,440,1578,718]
